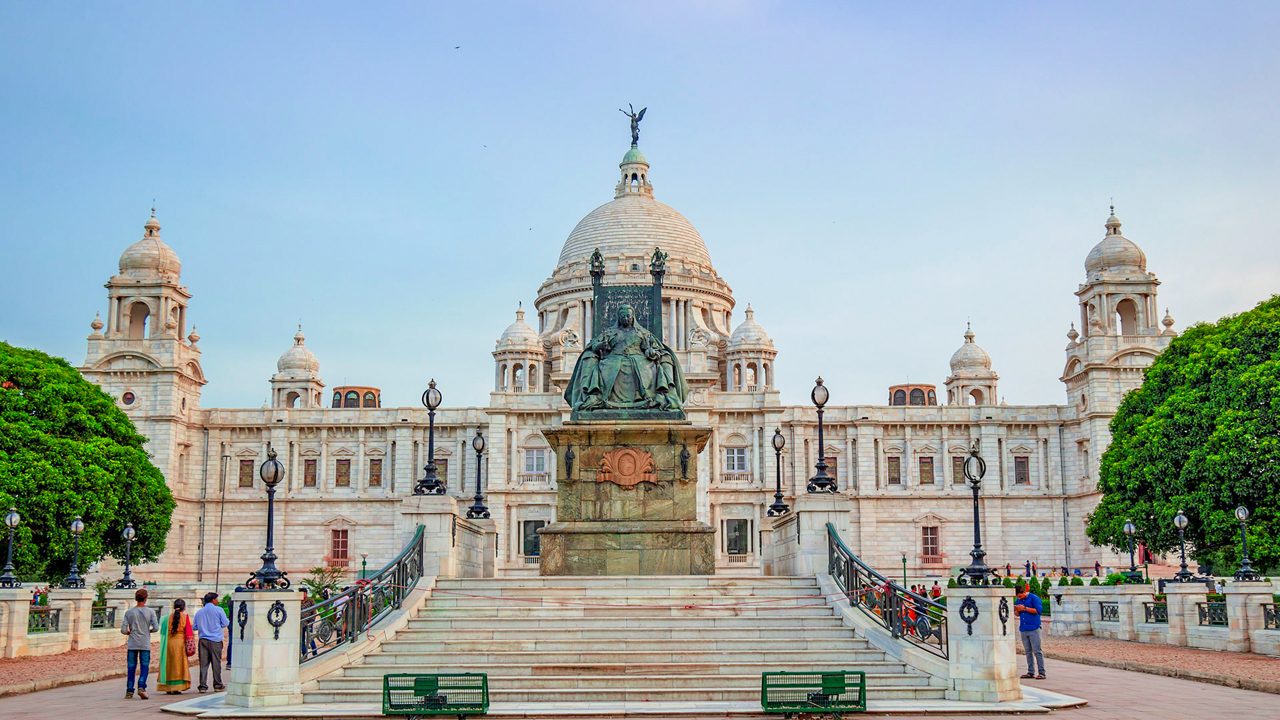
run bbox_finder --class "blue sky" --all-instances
[2,2,1278,409]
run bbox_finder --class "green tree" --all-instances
[0,342,173,581]
[1087,295,1280,573]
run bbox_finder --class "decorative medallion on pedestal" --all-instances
[598,448,657,487]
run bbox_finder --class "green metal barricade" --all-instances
[383,673,488,718]
[761,671,867,716]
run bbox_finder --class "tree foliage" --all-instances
[0,341,173,582]
[1087,295,1280,573]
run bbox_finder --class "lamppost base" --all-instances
[1234,569,1261,582]
[466,506,491,520]
[1123,570,1145,584]
[766,500,791,517]
[805,476,837,494]
[956,566,998,587]
[0,574,21,589]
[62,577,85,589]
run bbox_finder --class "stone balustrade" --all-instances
[0,587,127,658]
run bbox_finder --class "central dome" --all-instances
[557,194,714,268]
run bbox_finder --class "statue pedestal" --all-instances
[539,422,714,575]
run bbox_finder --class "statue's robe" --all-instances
[565,325,686,411]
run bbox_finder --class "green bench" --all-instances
[761,671,867,717]
[383,673,489,719]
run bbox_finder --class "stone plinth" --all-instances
[0,588,32,658]
[539,421,714,575]
[1225,581,1272,654]
[56,588,96,650]
[945,586,1020,703]
[1164,582,1208,648]
[225,591,302,708]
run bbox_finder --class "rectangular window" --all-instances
[823,456,838,482]
[887,456,902,485]
[952,456,966,484]
[369,458,383,487]
[304,459,317,487]
[919,457,935,484]
[524,449,547,474]
[724,447,748,473]
[238,459,254,488]
[724,519,751,555]
[330,529,349,561]
[434,458,449,489]
[922,526,941,561]
[335,459,351,487]
[521,520,546,557]
[1015,456,1030,485]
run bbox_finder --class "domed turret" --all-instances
[271,325,324,408]
[949,324,992,374]
[119,209,181,278]
[495,305,542,352]
[728,305,774,351]
[1084,207,1147,278]
[725,304,777,392]
[945,324,999,405]
[493,304,547,394]
[277,327,320,376]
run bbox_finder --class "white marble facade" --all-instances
[78,152,1177,583]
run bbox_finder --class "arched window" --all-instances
[1115,298,1138,335]
[732,364,742,391]
[969,388,984,405]
[363,392,377,407]
[527,363,538,391]
[909,388,925,405]
[286,391,300,408]
[892,389,907,406]
[745,362,758,390]
[127,302,150,340]
[513,364,526,392]
[927,389,937,405]
[344,391,359,408]
[332,391,342,408]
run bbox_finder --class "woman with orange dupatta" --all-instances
[157,598,194,694]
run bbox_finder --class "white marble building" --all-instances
[78,147,1177,583]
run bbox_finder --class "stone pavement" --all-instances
[0,658,1274,719]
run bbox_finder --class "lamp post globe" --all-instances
[416,379,445,495]
[957,442,994,586]
[806,377,837,494]
[248,445,290,590]
[767,428,790,516]
[1234,505,1259,582]
[116,522,138,589]
[467,430,490,519]
[0,507,20,589]
[1172,510,1193,582]
[64,516,86,589]
[1121,520,1142,582]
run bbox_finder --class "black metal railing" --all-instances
[1098,601,1119,623]
[28,606,61,634]
[1196,601,1228,627]
[91,605,116,629]
[826,523,947,659]
[299,525,425,664]
[1142,602,1168,624]
[1263,603,1278,630]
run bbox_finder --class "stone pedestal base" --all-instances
[945,586,1021,703]
[225,592,302,708]
[540,421,713,576]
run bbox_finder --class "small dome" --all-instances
[1085,208,1146,276]
[728,304,774,350]
[495,305,542,352]
[621,146,648,165]
[119,210,181,277]
[949,324,993,374]
[276,327,320,376]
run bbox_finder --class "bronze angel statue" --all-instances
[620,104,646,146]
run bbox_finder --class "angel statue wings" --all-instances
[620,104,646,146]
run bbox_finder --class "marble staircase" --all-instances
[305,575,946,707]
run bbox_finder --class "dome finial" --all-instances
[515,301,525,322]
[964,322,975,342]
[1105,202,1122,235]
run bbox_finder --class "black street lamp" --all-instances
[957,441,995,586]
[767,429,790,516]
[63,516,86,589]
[467,431,490,519]
[415,379,445,495]
[1122,520,1142,583]
[247,445,290,590]
[0,507,21,589]
[1172,510,1194,582]
[115,522,138,589]
[806,377,836,493]
[1234,506,1260,582]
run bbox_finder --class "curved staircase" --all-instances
[305,575,945,711]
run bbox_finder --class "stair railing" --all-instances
[298,525,425,664]
[826,523,948,659]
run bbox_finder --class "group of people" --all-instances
[908,581,944,599]
[119,589,230,699]
[1003,560,1110,579]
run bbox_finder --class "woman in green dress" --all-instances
[157,598,193,694]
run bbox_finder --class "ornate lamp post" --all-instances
[1122,520,1142,583]
[64,516,86,589]
[248,445,289,590]
[957,441,995,586]
[1234,506,1260,582]
[415,379,445,495]
[116,522,138,589]
[1172,510,1194,582]
[767,429,790,516]
[806,377,836,493]
[0,507,21,589]
[901,552,908,587]
[467,431,490,519]
[361,552,369,581]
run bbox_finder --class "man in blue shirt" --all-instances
[193,592,230,693]
[1013,583,1045,679]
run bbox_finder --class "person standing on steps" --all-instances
[120,588,159,700]
[1014,582,1045,680]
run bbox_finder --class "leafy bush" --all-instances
[1058,576,1070,587]
[947,577,958,589]
[1089,577,1100,586]
[302,566,346,598]
[1070,576,1084,586]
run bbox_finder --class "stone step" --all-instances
[425,591,827,605]
[390,626,858,641]
[433,576,816,588]
[374,637,868,652]
[407,616,845,629]
[303,685,947,704]
[320,671,930,690]
[415,605,836,618]
[341,660,910,678]
[360,649,893,665]
[429,586,821,598]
